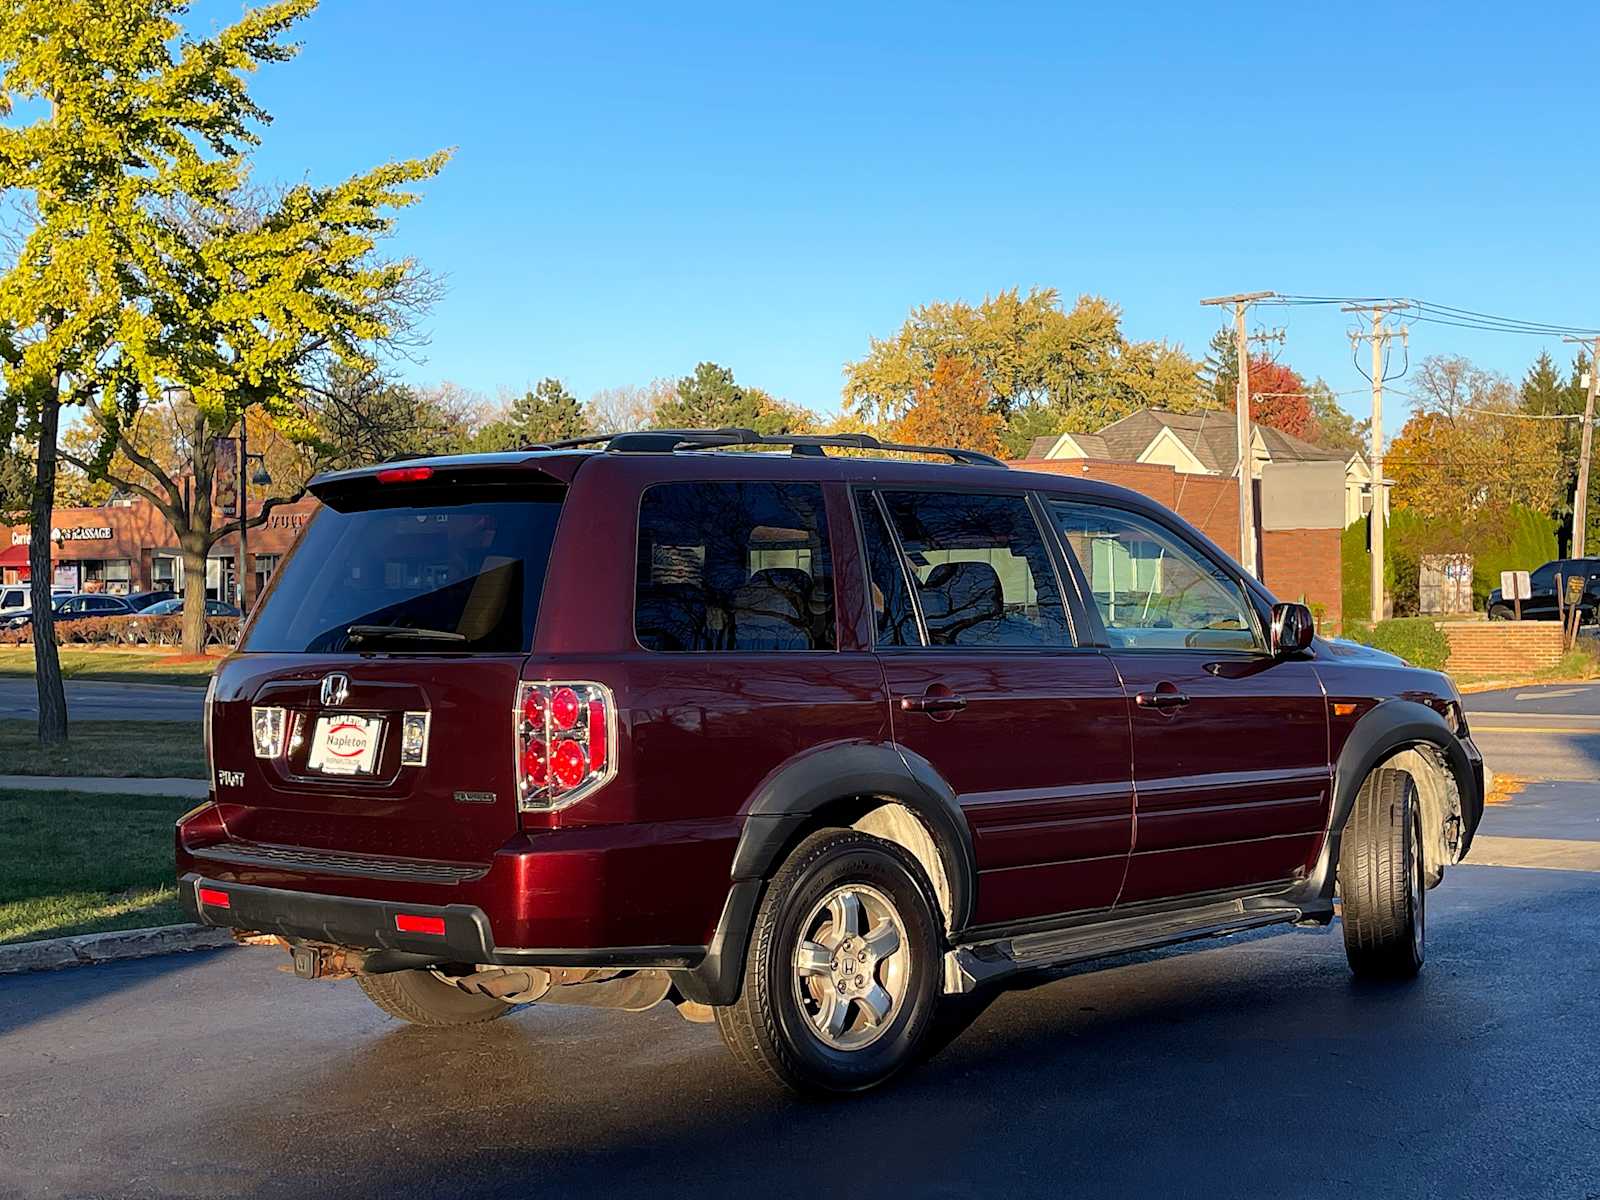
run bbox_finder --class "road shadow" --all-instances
[199,868,1600,1199]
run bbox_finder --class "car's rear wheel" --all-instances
[1339,767,1425,979]
[356,968,513,1026]
[715,828,941,1095]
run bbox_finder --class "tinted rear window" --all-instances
[635,481,835,652]
[244,485,563,654]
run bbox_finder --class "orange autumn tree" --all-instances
[1247,354,1316,439]
[893,356,1004,456]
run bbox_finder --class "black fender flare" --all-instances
[1302,698,1484,904]
[731,739,977,931]
[673,740,977,1008]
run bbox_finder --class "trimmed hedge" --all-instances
[1340,616,1451,669]
[1343,503,1560,619]
[0,614,240,648]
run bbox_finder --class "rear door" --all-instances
[1049,499,1330,904]
[209,468,569,865]
[862,488,1133,928]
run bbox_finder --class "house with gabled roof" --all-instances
[1023,409,1380,527]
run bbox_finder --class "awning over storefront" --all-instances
[0,542,29,572]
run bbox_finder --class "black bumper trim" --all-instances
[178,874,705,970]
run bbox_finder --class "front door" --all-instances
[1049,499,1331,904]
[859,489,1133,928]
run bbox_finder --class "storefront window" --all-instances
[253,554,280,603]
[104,559,131,595]
[152,556,179,592]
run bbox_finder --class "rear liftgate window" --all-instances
[635,481,836,652]
[243,484,564,654]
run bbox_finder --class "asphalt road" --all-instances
[1464,681,1600,781]
[0,678,205,723]
[3,785,1598,1200]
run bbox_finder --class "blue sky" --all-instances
[236,1,1600,428]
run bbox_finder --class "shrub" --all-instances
[1342,616,1450,669]
[0,613,239,648]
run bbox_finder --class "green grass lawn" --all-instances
[0,720,205,778]
[0,647,218,688]
[0,788,193,944]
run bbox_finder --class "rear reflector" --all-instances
[376,465,434,484]
[197,887,230,909]
[395,913,446,936]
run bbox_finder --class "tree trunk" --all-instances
[180,533,209,656]
[29,385,67,745]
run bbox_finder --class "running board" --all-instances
[942,898,1303,994]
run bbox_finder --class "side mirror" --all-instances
[1270,602,1315,657]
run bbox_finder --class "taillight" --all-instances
[251,705,287,758]
[514,681,616,811]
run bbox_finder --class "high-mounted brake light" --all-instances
[514,681,616,812]
[376,465,434,484]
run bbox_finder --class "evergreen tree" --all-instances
[506,378,590,446]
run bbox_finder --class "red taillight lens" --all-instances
[515,682,615,811]
[586,699,607,770]
[550,686,580,730]
[198,887,230,909]
[376,465,434,484]
[395,913,446,935]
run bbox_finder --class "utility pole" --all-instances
[1561,335,1600,558]
[1200,291,1275,576]
[1344,303,1409,624]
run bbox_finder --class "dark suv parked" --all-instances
[1487,557,1600,623]
[178,429,1483,1094]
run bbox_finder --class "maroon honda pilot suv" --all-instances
[179,428,1483,1094]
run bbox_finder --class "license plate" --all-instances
[306,715,383,775]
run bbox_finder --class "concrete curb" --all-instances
[0,923,234,974]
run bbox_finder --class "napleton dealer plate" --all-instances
[306,715,383,775]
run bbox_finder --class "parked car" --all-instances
[123,589,180,612]
[139,597,240,618]
[53,593,137,622]
[1487,557,1600,623]
[0,584,72,616]
[178,430,1484,1095]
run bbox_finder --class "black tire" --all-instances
[714,829,942,1096]
[1338,767,1425,979]
[356,968,512,1027]
[1487,604,1513,621]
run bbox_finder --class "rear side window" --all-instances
[635,481,835,652]
[880,491,1070,647]
[243,485,563,654]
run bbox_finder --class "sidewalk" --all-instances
[0,774,208,798]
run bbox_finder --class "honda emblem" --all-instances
[320,673,351,707]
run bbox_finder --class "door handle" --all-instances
[902,692,967,715]
[1135,689,1190,710]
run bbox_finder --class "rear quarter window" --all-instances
[635,481,836,652]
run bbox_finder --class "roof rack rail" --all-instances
[524,427,1007,467]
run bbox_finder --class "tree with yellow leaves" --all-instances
[893,356,1005,457]
[1,0,449,715]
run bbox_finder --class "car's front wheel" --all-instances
[1487,604,1513,621]
[715,829,942,1095]
[1338,767,1425,979]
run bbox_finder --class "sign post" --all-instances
[1501,570,1531,621]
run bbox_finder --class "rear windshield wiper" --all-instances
[345,624,467,644]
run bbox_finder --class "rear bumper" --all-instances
[178,872,704,970]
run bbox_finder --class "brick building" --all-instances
[1,496,319,606]
[1013,457,1344,631]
